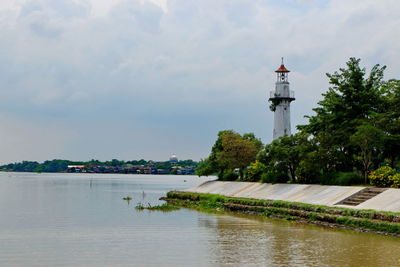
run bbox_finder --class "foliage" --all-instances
[269,96,281,112]
[258,133,306,182]
[291,58,399,185]
[245,160,267,182]
[319,172,363,186]
[260,170,289,184]
[220,170,239,181]
[1,158,198,173]
[350,123,385,183]
[1,160,67,173]
[298,58,388,174]
[369,166,400,188]
[135,202,180,212]
[195,158,215,176]
[197,130,262,180]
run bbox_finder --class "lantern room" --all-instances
[275,58,290,82]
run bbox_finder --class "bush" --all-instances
[261,170,289,184]
[245,161,266,182]
[219,170,239,181]
[320,172,363,186]
[392,174,400,188]
[369,166,400,188]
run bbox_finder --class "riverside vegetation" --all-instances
[164,191,400,236]
[196,58,400,187]
[135,202,180,211]
[0,159,197,175]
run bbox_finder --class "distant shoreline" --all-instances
[0,159,198,175]
[0,170,198,176]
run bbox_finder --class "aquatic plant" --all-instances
[135,202,180,212]
[135,202,145,210]
[123,196,133,205]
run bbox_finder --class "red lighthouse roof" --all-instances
[275,64,290,73]
[275,57,290,73]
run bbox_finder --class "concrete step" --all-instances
[335,188,387,206]
[342,201,363,205]
[351,196,375,200]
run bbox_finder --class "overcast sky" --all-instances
[0,0,399,164]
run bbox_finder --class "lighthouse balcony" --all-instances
[269,90,295,101]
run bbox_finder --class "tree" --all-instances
[350,123,385,183]
[298,58,387,173]
[378,79,400,167]
[218,131,260,179]
[196,158,214,176]
[258,133,306,182]
[197,130,262,180]
[245,160,267,182]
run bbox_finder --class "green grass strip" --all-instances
[165,191,400,235]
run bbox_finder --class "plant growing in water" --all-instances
[122,196,133,205]
[135,202,180,212]
[135,202,145,210]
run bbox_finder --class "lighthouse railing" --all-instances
[269,90,295,99]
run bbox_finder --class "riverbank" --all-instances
[185,180,400,212]
[164,191,400,236]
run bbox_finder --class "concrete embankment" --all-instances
[185,181,400,213]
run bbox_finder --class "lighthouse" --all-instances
[269,58,295,140]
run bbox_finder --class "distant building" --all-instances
[67,165,86,173]
[157,169,169,174]
[169,154,178,164]
[177,167,195,175]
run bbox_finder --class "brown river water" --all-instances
[0,172,398,266]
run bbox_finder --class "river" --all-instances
[0,172,398,266]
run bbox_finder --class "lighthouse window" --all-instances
[284,108,287,110]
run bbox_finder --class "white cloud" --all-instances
[0,0,400,163]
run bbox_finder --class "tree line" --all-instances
[197,58,400,186]
[1,159,198,173]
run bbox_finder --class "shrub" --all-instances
[337,172,363,185]
[320,172,363,186]
[391,174,400,188]
[245,160,266,182]
[261,170,289,184]
[219,170,239,181]
[369,166,400,188]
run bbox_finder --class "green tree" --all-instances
[196,158,214,176]
[258,134,304,182]
[198,130,262,180]
[245,160,267,182]
[377,79,400,167]
[350,123,385,183]
[299,57,387,173]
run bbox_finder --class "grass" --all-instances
[135,202,180,212]
[165,191,400,236]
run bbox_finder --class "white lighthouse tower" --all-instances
[269,58,295,140]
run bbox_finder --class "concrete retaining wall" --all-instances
[186,181,400,212]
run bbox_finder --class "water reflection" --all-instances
[199,214,400,267]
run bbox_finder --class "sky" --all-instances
[0,0,400,164]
